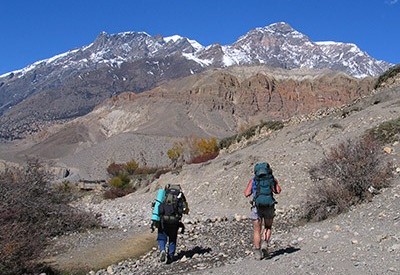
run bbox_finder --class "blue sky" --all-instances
[0,0,399,75]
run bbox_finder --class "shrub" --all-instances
[302,180,353,222]
[167,142,185,167]
[0,159,98,275]
[302,135,393,222]
[53,180,82,201]
[196,137,219,155]
[166,136,221,165]
[106,162,126,177]
[104,159,172,199]
[188,152,219,164]
[219,135,237,149]
[125,160,139,175]
[105,173,134,199]
[109,176,123,188]
[259,120,284,131]
[183,137,220,164]
[109,173,130,189]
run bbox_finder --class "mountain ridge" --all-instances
[1,22,391,79]
[0,22,392,141]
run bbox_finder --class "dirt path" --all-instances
[44,229,156,274]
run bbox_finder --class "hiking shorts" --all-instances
[250,205,275,220]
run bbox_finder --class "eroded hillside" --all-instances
[0,66,376,180]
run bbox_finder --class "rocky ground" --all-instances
[52,176,399,275]
[43,85,400,275]
[90,179,400,275]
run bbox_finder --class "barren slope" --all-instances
[45,84,400,274]
[0,67,375,181]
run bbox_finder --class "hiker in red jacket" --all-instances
[244,162,281,260]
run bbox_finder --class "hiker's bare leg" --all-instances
[264,218,273,243]
[262,227,266,241]
[253,219,262,249]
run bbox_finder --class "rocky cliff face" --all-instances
[116,68,374,135]
[48,67,375,142]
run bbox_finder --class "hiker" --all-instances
[244,162,281,260]
[154,184,189,264]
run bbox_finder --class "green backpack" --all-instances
[253,162,276,207]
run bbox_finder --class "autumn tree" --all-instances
[167,142,184,167]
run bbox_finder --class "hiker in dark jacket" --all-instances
[157,185,189,264]
[244,162,281,260]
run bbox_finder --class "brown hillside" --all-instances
[0,66,375,179]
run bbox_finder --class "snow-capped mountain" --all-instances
[0,22,393,140]
[1,22,391,81]
[197,22,391,77]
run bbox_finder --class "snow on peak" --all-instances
[268,21,290,27]
[0,48,81,78]
[118,31,150,37]
[315,41,340,46]
[164,35,183,43]
[164,35,203,51]
[182,53,212,67]
[187,39,204,51]
[249,22,305,40]
[316,41,362,54]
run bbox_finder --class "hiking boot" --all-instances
[261,247,269,259]
[160,250,167,263]
[261,241,269,258]
[253,248,263,260]
[166,254,174,264]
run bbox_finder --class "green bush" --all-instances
[125,160,139,175]
[109,173,130,188]
[302,135,393,222]
[109,176,123,188]
[105,173,134,199]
